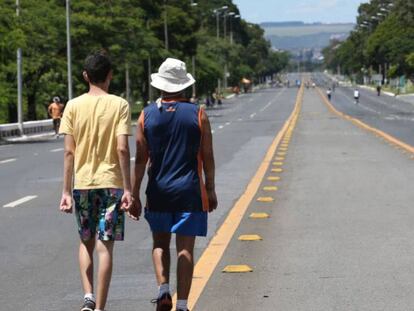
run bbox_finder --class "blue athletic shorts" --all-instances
[144,209,208,237]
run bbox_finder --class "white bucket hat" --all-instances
[151,58,195,93]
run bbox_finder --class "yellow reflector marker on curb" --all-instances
[279,147,288,151]
[267,176,280,181]
[272,161,283,166]
[222,265,253,273]
[249,212,270,219]
[277,152,286,156]
[238,234,263,241]
[271,168,283,173]
[257,196,274,202]
[274,157,284,161]
[263,186,278,191]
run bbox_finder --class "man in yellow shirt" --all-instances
[59,51,134,311]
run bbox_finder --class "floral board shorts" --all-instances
[73,188,124,241]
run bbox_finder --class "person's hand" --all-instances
[120,191,133,212]
[128,195,142,221]
[60,192,73,214]
[207,188,218,213]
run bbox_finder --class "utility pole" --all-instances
[66,0,73,100]
[125,63,130,103]
[191,0,196,98]
[147,19,152,104]
[223,11,227,39]
[216,10,220,38]
[223,10,228,89]
[16,0,23,135]
[214,6,228,94]
[164,0,169,50]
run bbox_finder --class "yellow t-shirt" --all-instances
[59,93,131,189]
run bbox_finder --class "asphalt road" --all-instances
[312,72,414,146]
[196,87,414,311]
[0,80,299,310]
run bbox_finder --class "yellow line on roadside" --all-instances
[316,88,414,155]
[174,85,304,310]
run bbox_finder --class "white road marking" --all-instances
[211,130,215,134]
[259,88,286,113]
[0,158,16,164]
[238,118,243,121]
[3,195,38,208]
[250,113,256,118]
[218,125,224,129]
[50,148,64,152]
[260,102,272,112]
[130,157,135,161]
[225,122,231,126]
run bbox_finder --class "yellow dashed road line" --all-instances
[316,87,414,155]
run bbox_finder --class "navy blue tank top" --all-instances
[143,101,208,212]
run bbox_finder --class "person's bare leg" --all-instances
[95,240,114,310]
[79,239,95,295]
[152,232,172,285]
[176,235,196,300]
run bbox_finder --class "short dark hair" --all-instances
[84,50,112,84]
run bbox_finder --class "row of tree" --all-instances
[322,0,414,83]
[0,0,289,124]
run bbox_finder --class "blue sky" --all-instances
[233,0,368,24]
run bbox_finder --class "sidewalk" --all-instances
[195,89,414,310]
[1,132,58,144]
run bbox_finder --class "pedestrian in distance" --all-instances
[48,96,64,137]
[131,58,218,311]
[217,92,223,106]
[377,84,382,96]
[327,88,332,101]
[354,88,360,104]
[59,50,134,311]
[211,91,217,106]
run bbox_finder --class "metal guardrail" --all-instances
[0,119,53,138]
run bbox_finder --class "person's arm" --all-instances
[115,101,133,214]
[117,134,133,212]
[131,112,148,220]
[60,134,75,213]
[200,109,218,212]
[48,104,53,117]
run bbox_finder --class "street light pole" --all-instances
[213,6,228,93]
[66,0,73,100]
[223,11,227,39]
[216,10,220,38]
[191,0,197,98]
[228,13,238,44]
[16,0,23,135]
[164,0,169,50]
[147,20,152,104]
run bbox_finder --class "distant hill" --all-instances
[261,22,355,52]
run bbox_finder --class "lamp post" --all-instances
[214,6,228,39]
[190,0,197,98]
[228,13,240,44]
[213,6,228,94]
[164,0,169,50]
[16,0,23,135]
[66,0,73,100]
